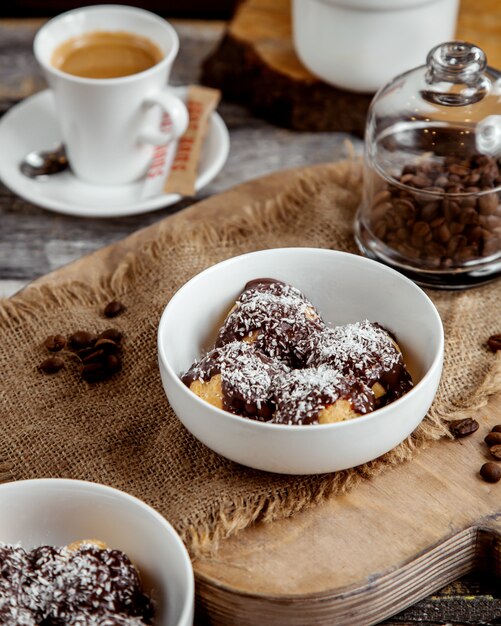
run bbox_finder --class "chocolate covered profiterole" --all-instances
[273,366,375,425]
[0,541,153,625]
[182,278,413,425]
[299,320,413,406]
[182,340,288,421]
[216,278,324,366]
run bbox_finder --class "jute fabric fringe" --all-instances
[0,161,500,556]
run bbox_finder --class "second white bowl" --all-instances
[0,479,194,626]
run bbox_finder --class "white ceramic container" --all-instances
[0,479,194,626]
[157,248,444,475]
[292,0,460,92]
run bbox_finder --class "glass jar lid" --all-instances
[368,41,501,179]
[356,41,501,288]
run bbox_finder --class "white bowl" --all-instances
[0,479,194,626]
[292,0,459,92]
[157,248,444,475]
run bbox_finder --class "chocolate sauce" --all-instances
[243,277,285,290]
[182,341,288,420]
[0,543,153,625]
[216,279,324,366]
[273,367,375,425]
[299,320,413,405]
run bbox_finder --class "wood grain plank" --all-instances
[0,280,26,298]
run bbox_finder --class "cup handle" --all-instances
[140,90,189,145]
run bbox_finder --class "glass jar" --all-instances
[355,41,501,288]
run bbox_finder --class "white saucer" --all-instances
[0,88,230,218]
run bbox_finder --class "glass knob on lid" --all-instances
[355,41,501,289]
[428,41,486,81]
[424,42,489,106]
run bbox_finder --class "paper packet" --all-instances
[141,85,221,199]
[163,85,221,196]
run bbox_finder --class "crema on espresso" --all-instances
[51,30,163,79]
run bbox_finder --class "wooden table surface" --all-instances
[0,17,499,626]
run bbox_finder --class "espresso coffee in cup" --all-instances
[51,31,164,79]
[34,5,189,185]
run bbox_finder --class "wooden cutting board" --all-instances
[194,405,501,625]
[16,167,501,626]
[201,0,501,134]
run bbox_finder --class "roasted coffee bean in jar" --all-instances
[355,42,501,288]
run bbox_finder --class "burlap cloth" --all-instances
[1,161,500,557]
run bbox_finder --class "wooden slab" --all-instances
[201,0,501,135]
[201,0,372,134]
[14,167,501,626]
[194,397,501,625]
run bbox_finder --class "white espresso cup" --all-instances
[34,5,189,185]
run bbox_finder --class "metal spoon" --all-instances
[20,144,69,179]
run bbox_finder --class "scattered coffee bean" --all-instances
[104,301,125,318]
[94,338,120,353]
[81,352,122,382]
[105,353,122,375]
[39,356,64,374]
[81,349,106,365]
[99,328,123,343]
[448,417,479,438]
[38,322,124,384]
[44,334,66,352]
[75,346,97,360]
[489,445,501,460]
[480,462,501,483]
[82,362,107,383]
[68,331,97,351]
[487,333,501,352]
[492,424,501,433]
[484,432,501,447]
